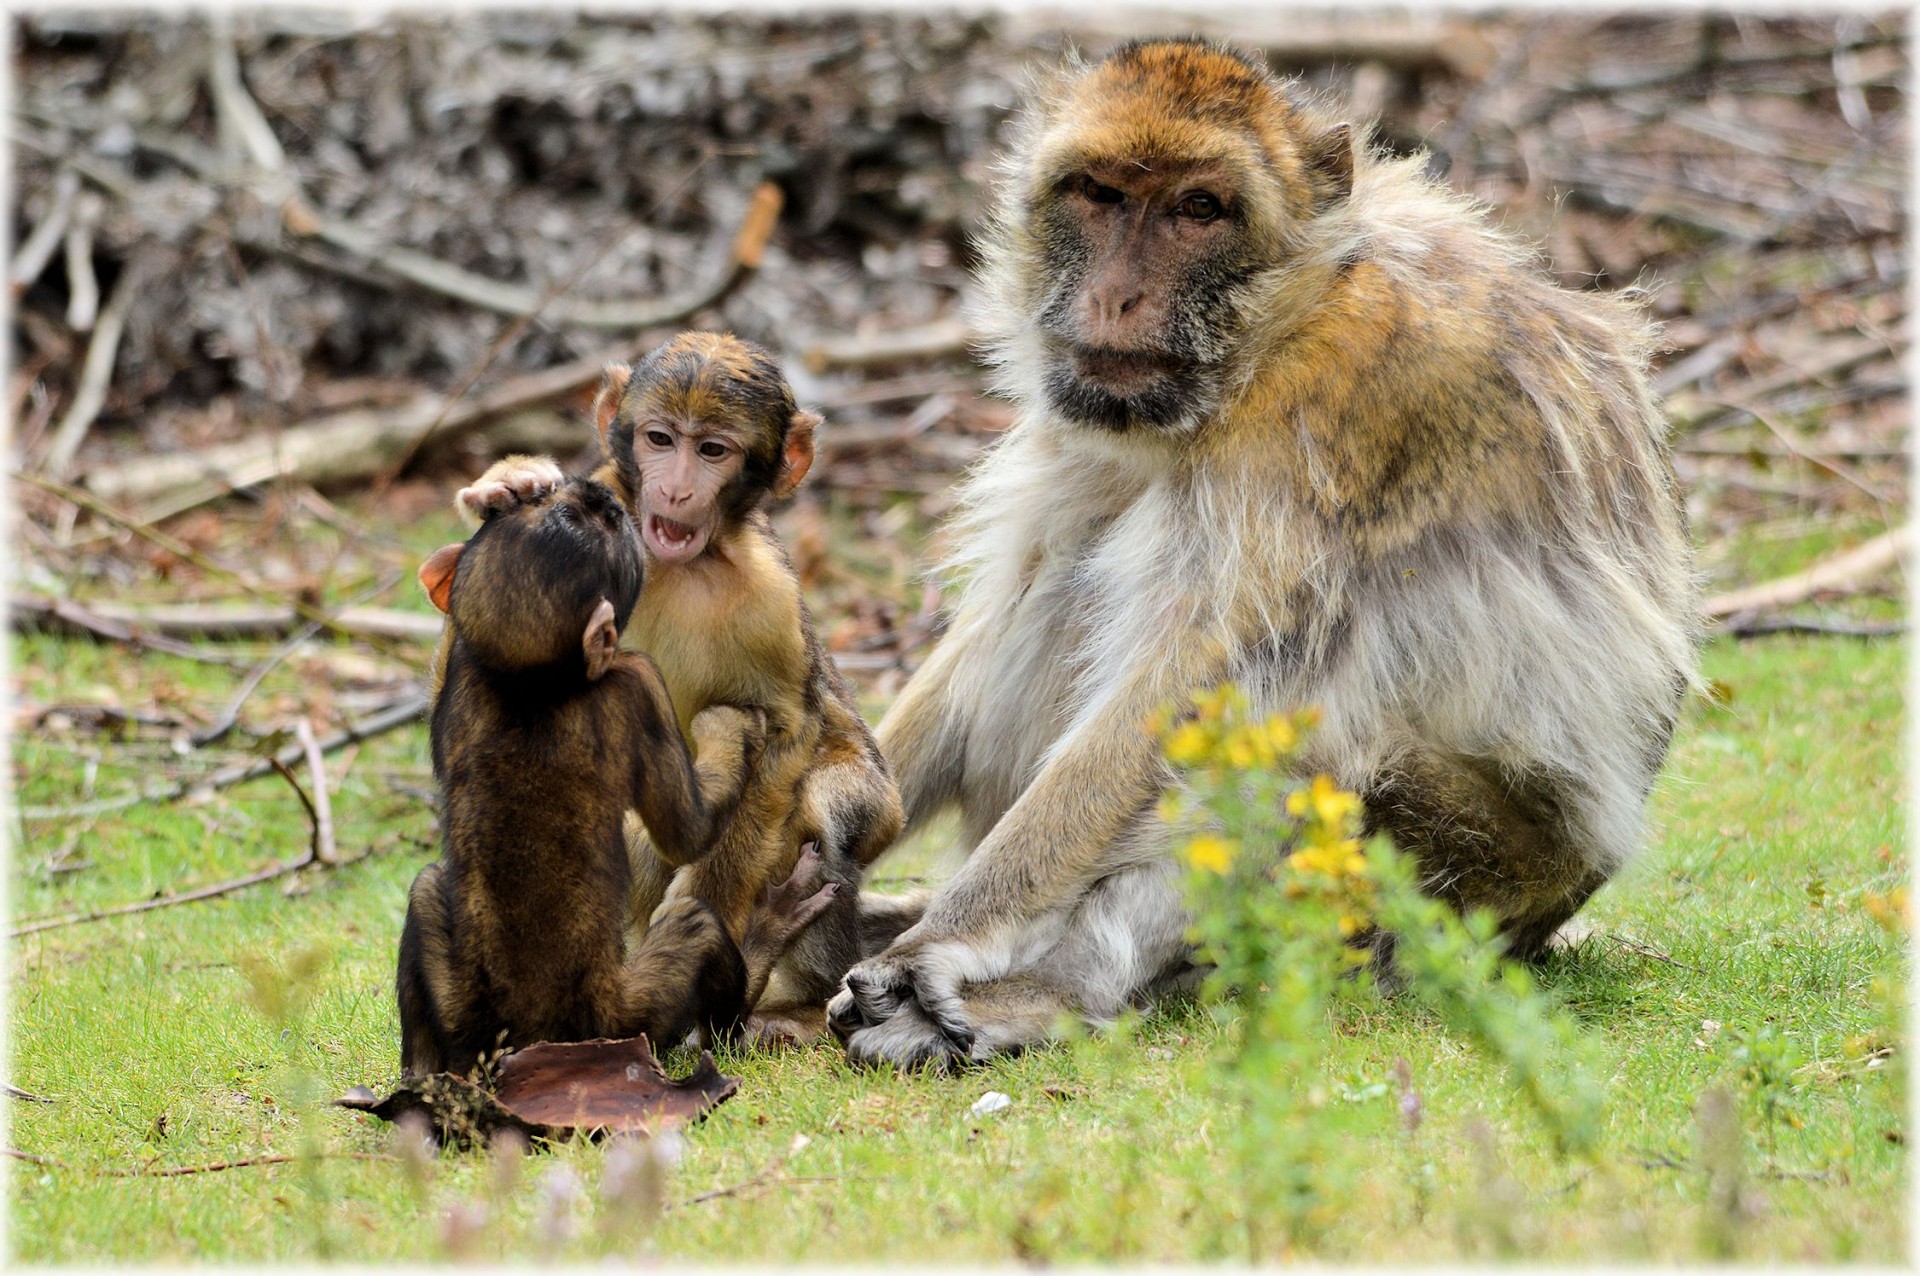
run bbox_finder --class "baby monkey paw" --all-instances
[743,843,838,959]
[456,456,565,525]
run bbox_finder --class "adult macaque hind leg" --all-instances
[1362,745,1613,962]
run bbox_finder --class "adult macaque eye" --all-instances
[697,440,730,461]
[1079,176,1124,206]
[1175,192,1223,222]
[644,429,674,449]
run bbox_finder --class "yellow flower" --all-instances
[1262,714,1299,754]
[1183,833,1237,874]
[1287,774,1362,831]
[1164,722,1215,766]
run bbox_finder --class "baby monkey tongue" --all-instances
[645,513,708,563]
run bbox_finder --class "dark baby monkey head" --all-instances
[420,476,644,680]
[1004,39,1355,434]
[592,332,819,565]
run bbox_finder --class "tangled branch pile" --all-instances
[10,9,1907,568]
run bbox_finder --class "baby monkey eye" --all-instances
[1079,176,1125,206]
[1175,191,1223,222]
[644,429,674,449]
[697,440,730,461]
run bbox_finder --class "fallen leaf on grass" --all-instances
[337,1035,737,1146]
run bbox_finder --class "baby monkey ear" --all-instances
[772,409,821,500]
[419,544,465,614]
[592,363,634,447]
[583,598,621,681]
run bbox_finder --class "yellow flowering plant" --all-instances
[1155,684,1606,1252]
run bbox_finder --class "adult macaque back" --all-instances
[830,40,1697,1069]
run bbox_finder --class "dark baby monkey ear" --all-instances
[772,409,820,500]
[420,543,465,614]
[592,362,634,447]
[1304,122,1354,207]
[583,598,621,680]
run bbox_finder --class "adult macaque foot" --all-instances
[456,456,565,524]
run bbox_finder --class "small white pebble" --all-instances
[970,1091,1012,1117]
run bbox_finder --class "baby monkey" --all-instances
[397,475,836,1078]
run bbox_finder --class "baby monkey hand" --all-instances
[456,455,566,526]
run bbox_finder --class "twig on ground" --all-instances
[14,595,442,645]
[293,719,338,866]
[15,471,421,662]
[1703,525,1910,618]
[19,692,427,824]
[6,1085,55,1104]
[5,1146,394,1176]
[1720,615,1905,639]
[61,189,102,330]
[10,595,257,665]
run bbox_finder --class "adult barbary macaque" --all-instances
[830,39,1698,1068]
[458,333,904,1043]
[398,475,837,1077]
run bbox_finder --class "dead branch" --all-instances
[78,341,640,514]
[1704,525,1911,618]
[15,596,440,644]
[1719,615,1905,639]
[9,166,78,294]
[293,718,338,866]
[60,189,102,330]
[40,252,153,477]
[16,471,424,660]
[19,692,427,823]
[10,594,259,664]
[802,317,976,374]
[5,1146,394,1176]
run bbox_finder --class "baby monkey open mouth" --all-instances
[644,512,709,564]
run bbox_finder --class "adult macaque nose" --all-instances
[1083,281,1146,344]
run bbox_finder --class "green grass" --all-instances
[8,531,1907,1262]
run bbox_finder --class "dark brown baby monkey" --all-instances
[397,475,835,1078]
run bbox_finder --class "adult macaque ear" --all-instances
[419,544,464,614]
[1304,122,1354,207]
[592,363,633,447]
[583,598,621,681]
[772,409,820,500]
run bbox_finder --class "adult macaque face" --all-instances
[631,417,748,564]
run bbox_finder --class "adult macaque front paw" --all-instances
[843,999,975,1073]
[456,456,565,525]
[837,943,976,1054]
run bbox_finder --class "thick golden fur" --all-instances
[831,41,1697,1068]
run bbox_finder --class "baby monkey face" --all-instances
[597,333,819,567]
[423,477,644,676]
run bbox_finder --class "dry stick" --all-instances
[40,252,152,478]
[1722,615,1905,639]
[11,595,441,644]
[9,166,79,293]
[15,471,419,663]
[191,569,407,748]
[293,719,337,866]
[10,594,257,666]
[1693,393,1900,508]
[18,692,427,824]
[1703,525,1912,619]
[5,1146,394,1176]
[61,190,101,331]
